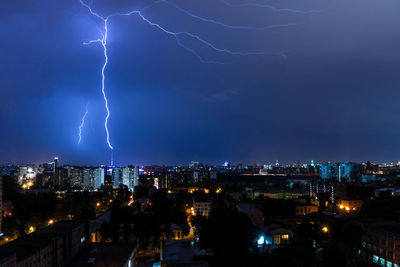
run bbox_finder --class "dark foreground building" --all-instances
[361,219,400,267]
[0,220,88,267]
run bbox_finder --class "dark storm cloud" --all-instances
[1,0,400,165]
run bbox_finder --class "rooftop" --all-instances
[67,243,137,267]
[0,220,86,261]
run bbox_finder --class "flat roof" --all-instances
[237,203,262,214]
[67,243,137,267]
[0,220,86,261]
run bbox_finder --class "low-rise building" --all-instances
[295,204,318,216]
[360,219,400,267]
[170,224,184,240]
[193,197,212,217]
[263,224,293,245]
[66,243,138,267]
[0,220,88,267]
[248,188,307,200]
[159,239,208,267]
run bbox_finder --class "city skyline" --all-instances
[2,0,400,165]
[2,157,400,168]
[2,1,400,266]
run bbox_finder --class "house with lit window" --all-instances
[193,197,212,217]
[256,224,293,247]
[295,203,318,216]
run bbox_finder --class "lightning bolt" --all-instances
[136,12,288,60]
[159,0,297,30]
[78,103,89,144]
[81,0,114,150]
[218,0,322,14]
[80,0,315,150]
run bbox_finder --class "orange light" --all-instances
[96,202,100,207]
[339,205,344,209]
[48,219,54,225]
[322,226,328,233]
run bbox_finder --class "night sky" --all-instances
[1,0,400,166]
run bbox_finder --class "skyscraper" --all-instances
[94,168,105,189]
[122,166,139,191]
[112,167,122,188]
[53,156,60,186]
[82,168,94,189]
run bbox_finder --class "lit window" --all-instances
[282,234,289,240]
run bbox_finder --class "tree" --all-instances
[76,204,96,220]
[134,185,149,199]
[133,212,162,249]
[322,240,351,267]
[196,200,255,266]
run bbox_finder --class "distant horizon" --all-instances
[1,157,399,168]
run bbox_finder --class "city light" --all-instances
[257,236,265,246]
[48,219,54,225]
[322,226,329,233]
[22,181,34,190]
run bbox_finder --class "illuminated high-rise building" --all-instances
[112,167,122,188]
[69,167,82,188]
[82,168,94,189]
[54,157,59,172]
[53,156,60,186]
[93,168,105,189]
[122,166,139,191]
